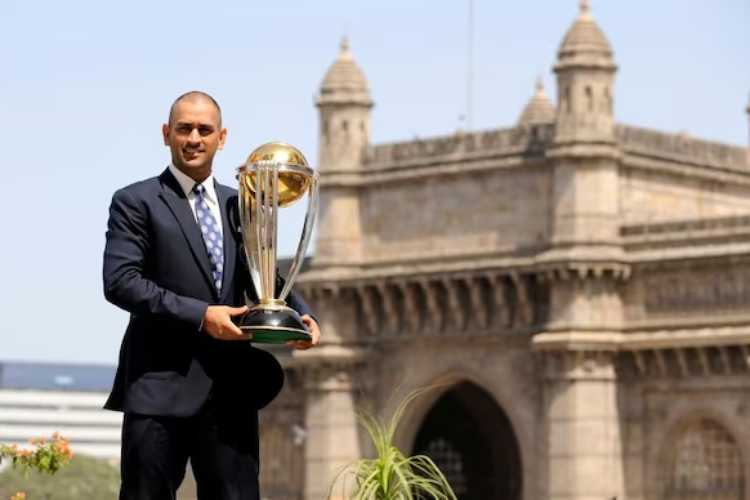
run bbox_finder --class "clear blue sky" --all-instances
[1,1,748,364]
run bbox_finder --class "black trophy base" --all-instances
[236,306,312,344]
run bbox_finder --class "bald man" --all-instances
[103,91,320,500]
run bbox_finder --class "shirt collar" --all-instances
[168,164,218,204]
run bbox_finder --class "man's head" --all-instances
[162,91,227,182]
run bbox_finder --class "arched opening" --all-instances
[604,86,613,115]
[585,85,594,112]
[660,418,745,500]
[411,382,522,500]
[562,85,571,113]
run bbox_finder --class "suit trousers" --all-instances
[119,396,260,500]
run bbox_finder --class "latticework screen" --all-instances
[661,418,745,500]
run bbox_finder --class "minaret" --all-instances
[746,92,750,149]
[517,77,556,126]
[316,37,374,171]
[312,38,373,268]
[553,0,617,145]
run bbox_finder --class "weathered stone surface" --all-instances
[260,3,750,500]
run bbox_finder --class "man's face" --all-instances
[162,98,227,181]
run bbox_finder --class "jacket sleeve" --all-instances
[102,188,209,329]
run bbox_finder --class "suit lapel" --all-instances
[216,181,237,301]
[158,169,215,294]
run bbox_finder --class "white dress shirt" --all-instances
[168,164,224,239]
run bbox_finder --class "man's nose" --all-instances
[188,128,201,143]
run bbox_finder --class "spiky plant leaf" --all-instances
[328,387,457,500]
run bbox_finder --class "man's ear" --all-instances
[162,123,170,146]
[218,127,228,150]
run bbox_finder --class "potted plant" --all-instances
[329,389,457,500]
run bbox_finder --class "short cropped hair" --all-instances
[168,91,222,126]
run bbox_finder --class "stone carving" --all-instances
[643,267,750,314]
[622,345,750,378]
[324,271,542,338]
[542,350,618,381]
[622,214,750,238]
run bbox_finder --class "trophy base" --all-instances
[236,305,312,344]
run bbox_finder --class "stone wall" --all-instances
[360,168,550,262]
[620,166,750,226]
[619,374,750,500]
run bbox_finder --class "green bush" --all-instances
[0,454,119,500]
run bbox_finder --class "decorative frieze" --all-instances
[622,214,750,238]
[621,344,750,378]
[307,270,543,339]
[542,349,618,381]
[643,267,750,315]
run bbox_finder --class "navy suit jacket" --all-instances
[103,168,311,417]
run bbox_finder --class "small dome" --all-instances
[518,78,556,126]
[556,0,615,69]
[317,37,372,106]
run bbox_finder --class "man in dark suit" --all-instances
[103,91,320,500]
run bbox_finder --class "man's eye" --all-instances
[199,127,214,136]
[176,126,192,134]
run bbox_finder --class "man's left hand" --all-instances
[286,315,320,350]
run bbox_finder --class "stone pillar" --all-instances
[543,350,625,500]
[314,186,364,267]
[303,363,362,500]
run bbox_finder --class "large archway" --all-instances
[411,381,522,500]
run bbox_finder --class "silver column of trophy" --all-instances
[235,142,319,343]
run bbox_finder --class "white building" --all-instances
[0,362,121,462]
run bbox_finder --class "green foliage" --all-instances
[329,388,457,500]
[0,454,119,500]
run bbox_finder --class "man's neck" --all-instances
[174,164,212,184]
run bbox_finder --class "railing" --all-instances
[363,124,555,167]
[616,124,748,171]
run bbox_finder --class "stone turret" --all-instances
[312,38,373,268]
[546,0,622,254]
[553,0,617,145]
[316,37,373,171]
[517,77,556,126]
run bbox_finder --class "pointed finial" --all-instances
[579,0,593,20]
[337,36,353,62]
[535,76,545,94]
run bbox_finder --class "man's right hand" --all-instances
[201,305,249,341]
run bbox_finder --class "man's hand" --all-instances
[202,305,249,341]
[286,315,321,350]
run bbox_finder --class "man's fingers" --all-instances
[223,320,244,338]
[228,305,249,316]
[286,340,312,350]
